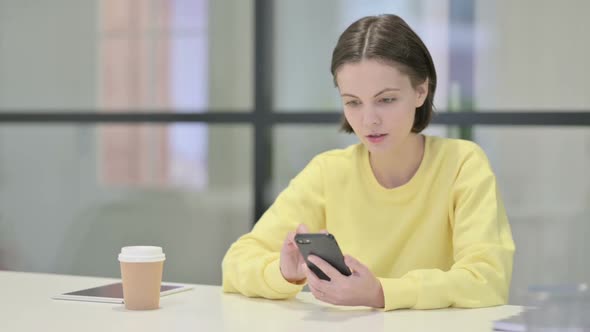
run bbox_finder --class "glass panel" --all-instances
[0,0,98,111]
[474,1,590,112]
[0,124,253,285]
[273,0,451,112]
[474,126,590,304]
[273,0,590,113]
[206,0,253,111]
[164,0,209,32]
[0,0,253,112]
[271,125,358,196]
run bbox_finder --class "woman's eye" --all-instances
[380,98,396,104]
[345,100,360,106]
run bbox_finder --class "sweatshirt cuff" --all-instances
[264,259,305,296]
[378,277,419,311]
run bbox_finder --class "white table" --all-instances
[0,271,522,331]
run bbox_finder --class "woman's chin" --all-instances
[364,142,393,154]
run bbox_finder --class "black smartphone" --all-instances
[294,233,351,281]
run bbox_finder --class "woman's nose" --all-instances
[363,108,381,127]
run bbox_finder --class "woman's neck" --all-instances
[368,134,425,189]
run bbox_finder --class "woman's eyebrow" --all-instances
[340,88,401,98]
[373,88,400,97]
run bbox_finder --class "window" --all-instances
[99,0,208,189]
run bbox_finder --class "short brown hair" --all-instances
[331,14,437,133]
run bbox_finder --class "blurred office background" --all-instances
[0,0,588,305]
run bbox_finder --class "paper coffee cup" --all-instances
[118,246,166,310]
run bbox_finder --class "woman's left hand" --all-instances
[303,254,385,308]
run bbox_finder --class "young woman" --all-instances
[222,14,515,311]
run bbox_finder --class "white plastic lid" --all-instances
[118,246,166,263]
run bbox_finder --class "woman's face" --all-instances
[336,59,428,155]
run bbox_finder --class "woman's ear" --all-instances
[415,78,429,108]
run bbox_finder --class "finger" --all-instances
[296,223,309,234]
[344,254,368,274]
[285,231,298,247]
[304,265,338,305]
[307,255,342,281]
[301,263,326,291]
[301,263,320,285]
[309,284,336,305]
[308,284,324,300]
[306,273,330,302]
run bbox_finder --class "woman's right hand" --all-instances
[280,223,309,284]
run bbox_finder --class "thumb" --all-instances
[296,223,309,234]
[344,255,368,274]
[285,231,297,245]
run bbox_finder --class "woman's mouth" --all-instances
[366,133,388,143]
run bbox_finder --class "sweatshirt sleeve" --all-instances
[378,145,515,311]
[222,156,326,299]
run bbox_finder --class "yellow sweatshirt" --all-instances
[222,135,515,311]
